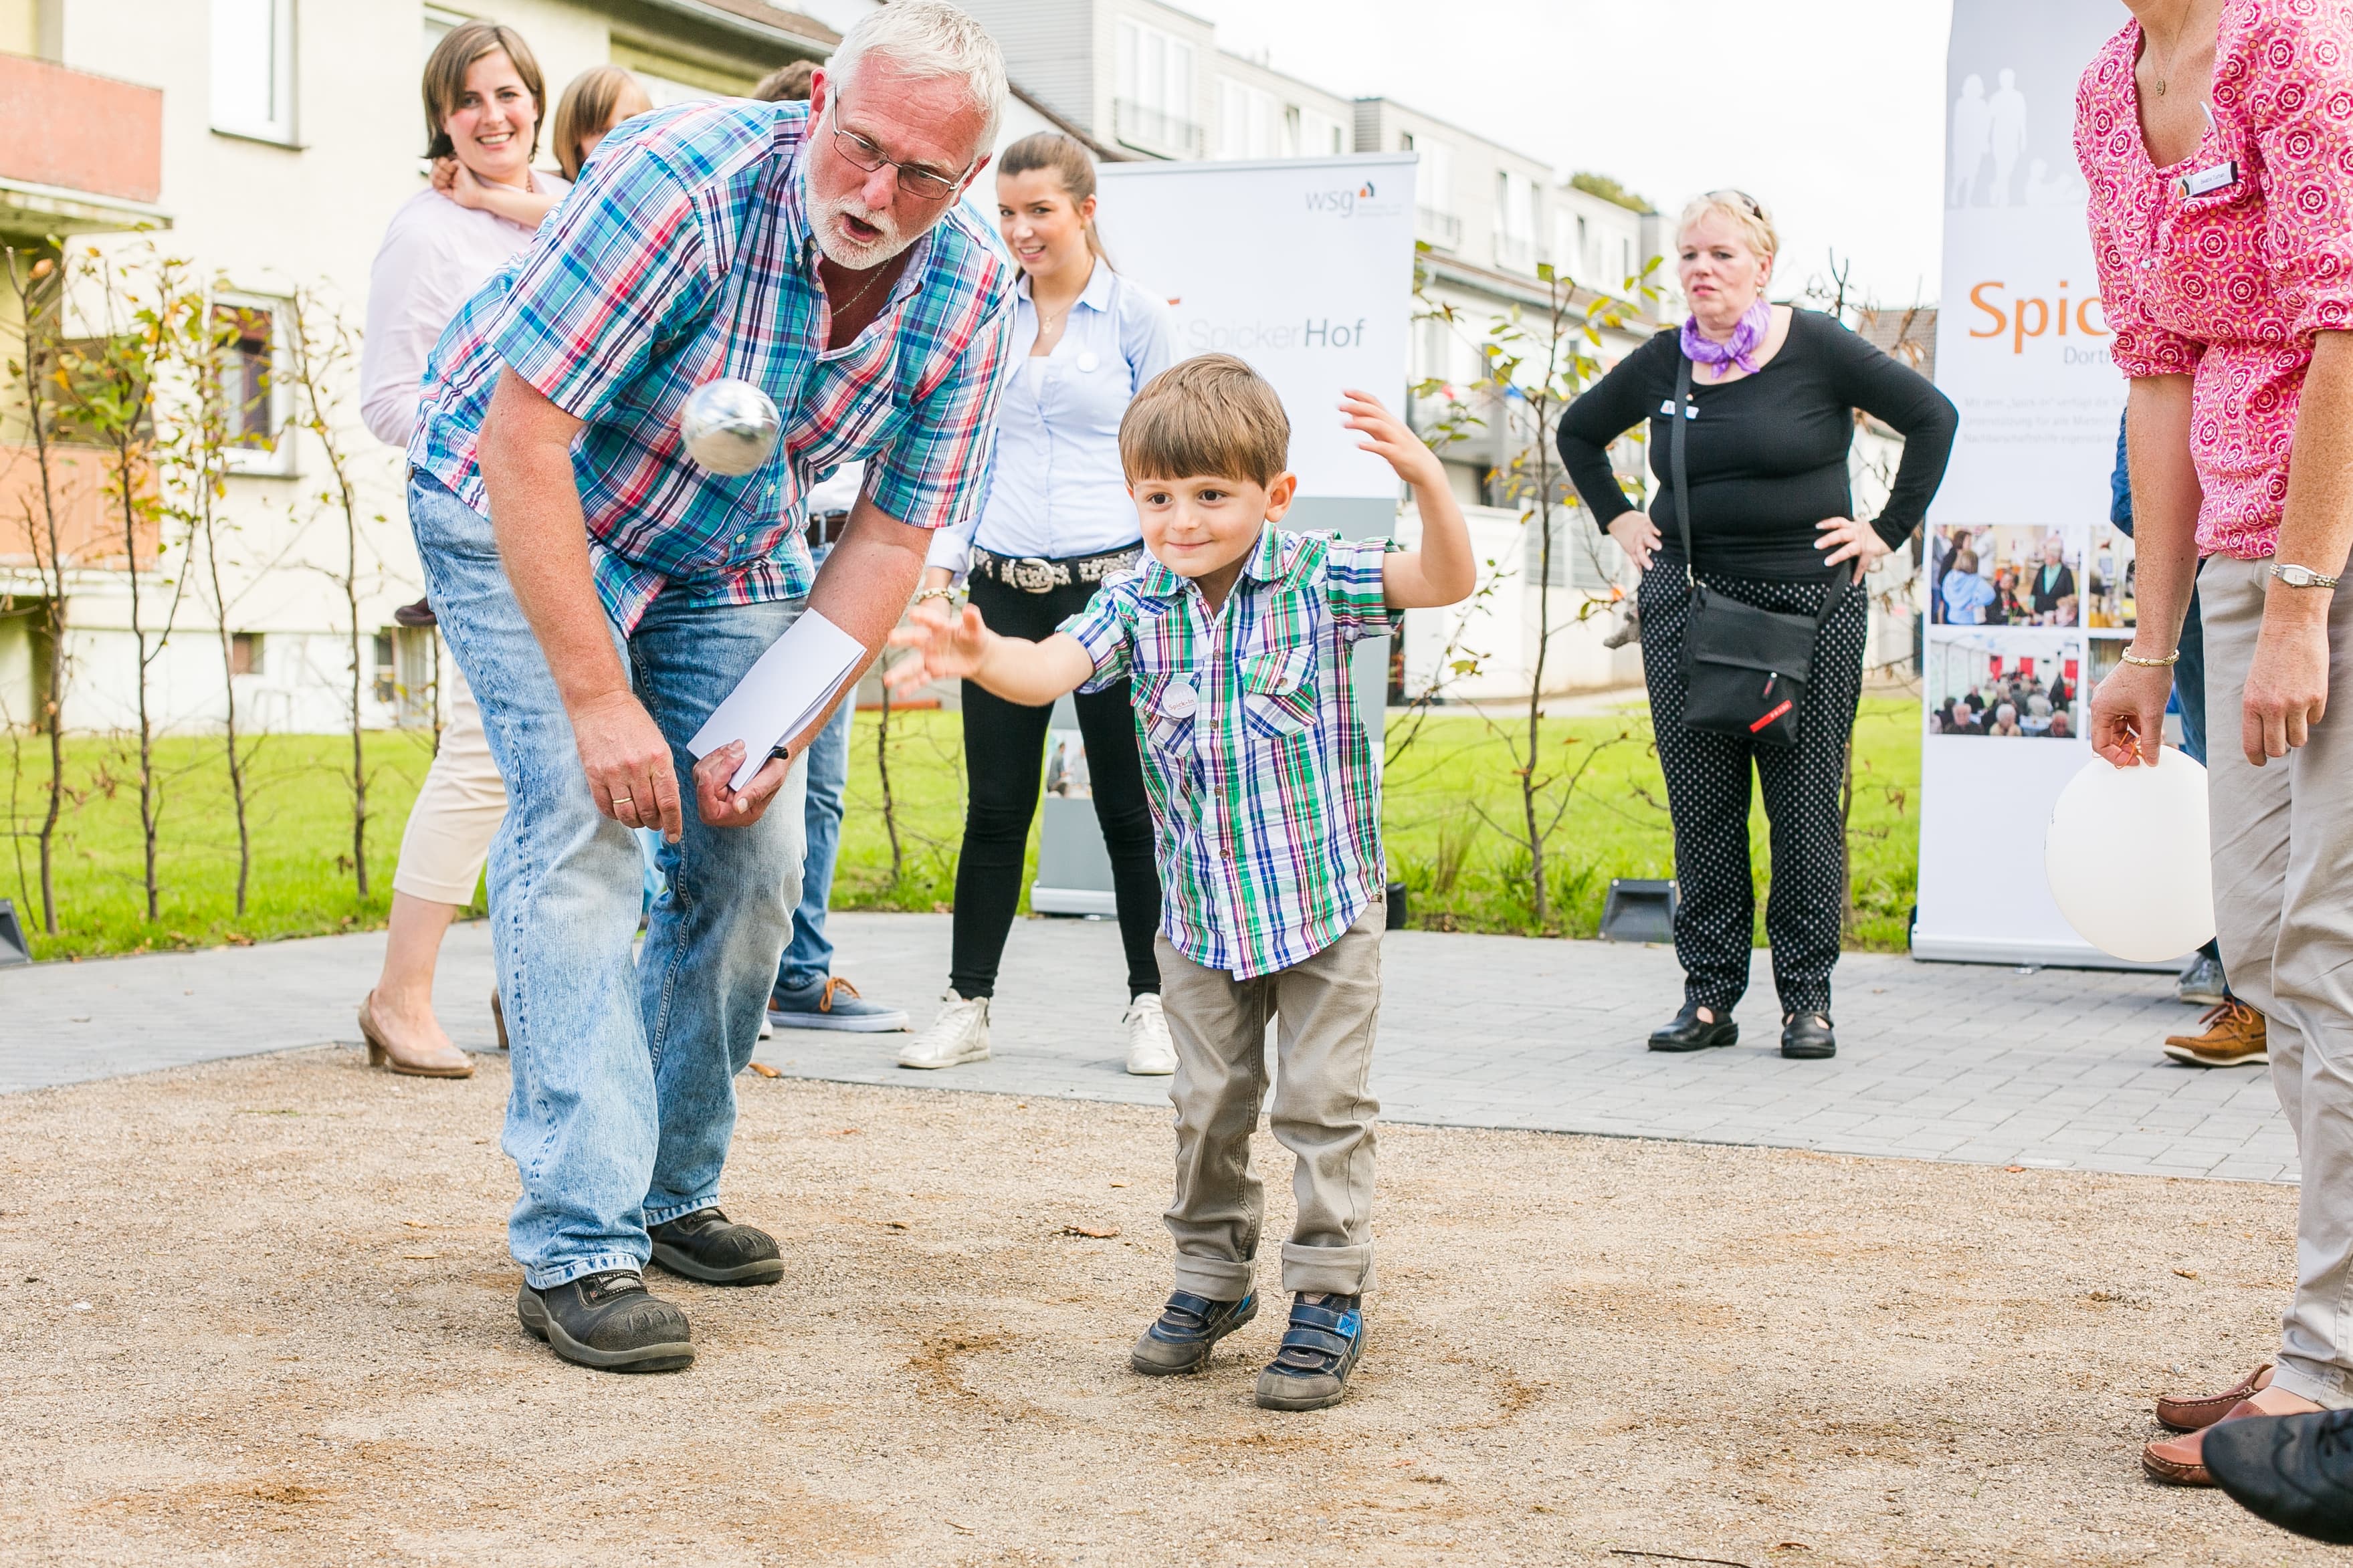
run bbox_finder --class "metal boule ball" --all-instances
[679,378,781,477]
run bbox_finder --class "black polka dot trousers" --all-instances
[1636,565,1869,1020]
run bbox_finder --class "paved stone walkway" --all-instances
[0,913,2293,1183]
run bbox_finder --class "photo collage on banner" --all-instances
[1914,0,2142,965]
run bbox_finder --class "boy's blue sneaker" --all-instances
[1255,1293,1364,1411]
[766,975,908,1033]
[1130,1290,1258,1375]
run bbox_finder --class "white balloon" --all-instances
[2043,748,2216,962]
[678,378,781,476]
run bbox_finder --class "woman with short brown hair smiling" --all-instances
[354,19,570,1078]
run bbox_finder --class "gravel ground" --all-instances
[0,1047,2329,1567]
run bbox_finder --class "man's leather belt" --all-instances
[972,544,1142,593]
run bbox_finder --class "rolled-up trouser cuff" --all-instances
[2269,1359,2353,1410]
[1282,1240,1372,1297]
[1171,1252,1256,1303]
[524,1250,647,1291]
[642,1194,720,1229]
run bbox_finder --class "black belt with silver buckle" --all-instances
[972,544,1142,593]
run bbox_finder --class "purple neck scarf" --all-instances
[1682,299,1772,376]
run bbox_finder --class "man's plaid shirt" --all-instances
[1062,528,1397,978]
[409,100,1015,633]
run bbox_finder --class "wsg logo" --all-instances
[1304,179,1378,218]
[1968,279,2110,355]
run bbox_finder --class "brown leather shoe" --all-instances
[2158,1364,2274,1432]
[2163,1001,2267,1067]
[2144,1399,2264,1486]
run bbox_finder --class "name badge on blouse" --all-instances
[2181,160,2238,197]
[1657,400,1700,420]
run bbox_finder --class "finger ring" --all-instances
[614,793,635,807]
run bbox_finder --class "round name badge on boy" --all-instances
[1160,677,1199,718]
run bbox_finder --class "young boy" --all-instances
[889,353,1474,1410]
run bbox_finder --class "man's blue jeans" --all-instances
[408,471,807,1289]
[777,540,853,994]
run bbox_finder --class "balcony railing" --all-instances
[1415,206,1461,251]
[1492,234,1536,275]
[1112,98,1204,160]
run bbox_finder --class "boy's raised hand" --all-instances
[1340,388,1443,489]
[886,600,993,693]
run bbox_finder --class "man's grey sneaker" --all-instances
[2177,950,2229,1007]
[1130,1290,1258,1375]
[1123,992,1177,1076]
[769,974,909,1033]
[1255,1293,1364,1411]
[647,1206,785,1284]
[516,1270,694,1373]
[898,991,989,1069]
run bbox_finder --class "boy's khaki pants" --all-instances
[1154,901,1383,1302]
[2203,554,2353,1408]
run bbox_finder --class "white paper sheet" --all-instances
[688,608,865,791]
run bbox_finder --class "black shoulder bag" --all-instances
[1667,352,1850,751]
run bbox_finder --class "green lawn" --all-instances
[3,696,1922,962]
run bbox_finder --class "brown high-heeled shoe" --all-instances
[357,992,474,1078]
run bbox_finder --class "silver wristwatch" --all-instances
[2272,562,2342,589]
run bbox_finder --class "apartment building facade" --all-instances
[0,0,831,738]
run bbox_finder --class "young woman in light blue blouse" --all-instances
[899,132,1174,1077]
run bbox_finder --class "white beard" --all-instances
[800,156,919,271]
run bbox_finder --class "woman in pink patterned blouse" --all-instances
[2079,0,2353,1488]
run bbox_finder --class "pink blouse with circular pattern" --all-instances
[2076,0,2353,559]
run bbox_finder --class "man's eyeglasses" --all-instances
[826,102,968,201]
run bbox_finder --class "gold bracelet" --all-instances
[911,586,960,608]
[2118,648,2179,667]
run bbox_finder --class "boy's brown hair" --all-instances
[1119,354,1290,487]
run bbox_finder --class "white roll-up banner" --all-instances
[1915,0,2168,967]
[1092,154,1417,499]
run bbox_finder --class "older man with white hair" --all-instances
[403,0,1014,1371]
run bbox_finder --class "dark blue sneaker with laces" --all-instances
[1255,1293,1365,1410]
[1130,1289,1258,1375]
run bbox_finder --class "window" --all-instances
[421,5,463,63]
[1115,19,1198,156]
[212,0,296,143]
[1301,108,1348,158]
[230,633,264,677]
[1217,80,1282,159]
[373,631,397,706]
[1495,170,1536,272]
[213,294,293,475]
[1415,134,1453,213]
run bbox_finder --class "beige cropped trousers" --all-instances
[391,655,508,906]
[2202,554,2353,1408]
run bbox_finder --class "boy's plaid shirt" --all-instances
[408,99,1015,633]
[1061,528,1397,978]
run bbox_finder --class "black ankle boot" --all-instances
[1781,1012,1836,1059]
[647,1206,785,1284]
[1648,1002,1738,1052]
[516,1270,694,1372]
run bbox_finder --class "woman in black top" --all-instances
[1557,189,1956,1061]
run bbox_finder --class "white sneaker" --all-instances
[897,991,990,1070]
[758,1013,775,1040]
[1124,992,1176,1076]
